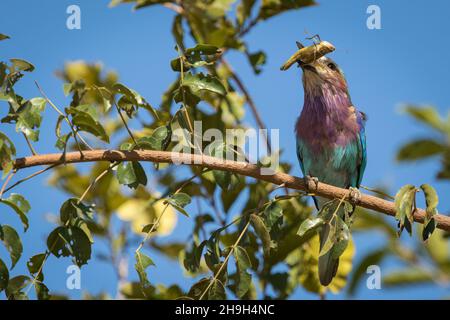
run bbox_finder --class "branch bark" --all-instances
[10,149,450,232]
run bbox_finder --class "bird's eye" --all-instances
[327,62,337,71]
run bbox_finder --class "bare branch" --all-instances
[9,149,450,232]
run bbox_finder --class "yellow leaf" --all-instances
[117,199,177,236]
[297,234,355,295]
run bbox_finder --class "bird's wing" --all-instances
[296,137,320,209]
[355,110,367,188]
[296,137,306,176]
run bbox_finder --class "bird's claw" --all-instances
[304,175,319,194]
[348,187,361,205]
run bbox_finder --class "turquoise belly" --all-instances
[297,139,360,189]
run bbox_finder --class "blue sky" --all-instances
[0,0,449,299]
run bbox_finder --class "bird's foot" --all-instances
[348,187,361,205]
[304,175,319,194]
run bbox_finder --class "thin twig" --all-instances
[237,17,258,38]
[360,185,395,201]
[35,81,93,152]
[22,133,38,156]
[113,99,138,146]
[199,218,251,300]
[24,250,50,296]
[136,171,202,253]
[0,171,16,199]
[162,2,184,14]
[78,162,118,204]
[4,164,59,194]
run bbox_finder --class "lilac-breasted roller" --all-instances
[295,54,367,285]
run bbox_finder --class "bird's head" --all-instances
[299,56,348,97]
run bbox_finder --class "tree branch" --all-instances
[9,149,450,232]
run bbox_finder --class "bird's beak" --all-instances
[298,61,317,74]
[280,40,334,71]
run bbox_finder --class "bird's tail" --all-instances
[316,197,345,286]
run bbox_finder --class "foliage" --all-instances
[397,105,450,179]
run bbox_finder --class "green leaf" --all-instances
[113,83,156,118]
[141,224,156,234]
[171,44,221,72]
[68,107,109,143]
[330,216,350,260]
[136,125,171,151]
[0,131,16,178]
[63,83,72,96]
[166,193,191,217]
[113,83,138,103]
[188,278,210,299]
[420,184,438,241]
[422,217,436,242]
[117,162,136,185]
[250,214,272,257]
[134,251,155,294]
[172,14,184,50]
[247,50,266,74]
[35,282,50,300]
[10,58,35,72]
[133,0,169,10]
[237,0,256,25]
[210,143,234,191]
[27,253,46,276]
[394,184,415,218]
[259,0,316,20]
[420,184,439,215]
[173,86,201,107]
[396,139,445,161]
[0,258,9,292]
[27,253,48,297]
[0,193,30,231]
[60,198,95,224]
[0,225,23,269]
[174,72,227,105]
[183,72,226,95]
[297,217,324,238]
[210,143,233,190]
[74,104,99,121]
[59,198,94,243]
[402,105,447,132]
[2,97,47,141]
[263,201,283,230]
[55,133,71,151]
[424,229,448,266]
[394,184,416,236]
[5,275,31,300]
[59,198,95,243]
[0,34,10,41]
[233,246,252,298]
[117,161,147,189]
[382,267,434,287]
[208,279,226,300]
[55,115,66,138]
[319,223,336,257]
[183,240,207,272]
[47,226,92,267]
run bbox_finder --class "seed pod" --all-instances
[280,40,335,71]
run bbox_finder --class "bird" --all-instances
[295,49,367,286]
